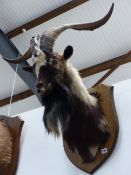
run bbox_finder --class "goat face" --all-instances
[22,45,73,94]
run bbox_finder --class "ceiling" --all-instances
[0,0,71,33]
[0,0,131,104]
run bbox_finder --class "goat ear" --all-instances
[63,45,73,60]
[22,66,33,73]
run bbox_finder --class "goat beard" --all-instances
[41,79,73,137]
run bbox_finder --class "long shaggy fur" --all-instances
[40,65,73,136]
[24,45,111,162]
[39,63,110,162]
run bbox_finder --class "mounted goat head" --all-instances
[3,3,114,162]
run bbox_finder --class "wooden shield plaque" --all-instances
[0,115,24,175]
[63,84,119,174]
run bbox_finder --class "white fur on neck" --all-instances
[35,51,46,77]
[66,62,97,106]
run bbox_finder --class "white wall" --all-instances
[1,78,131,175]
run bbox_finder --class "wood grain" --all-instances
[0,90,33,107]
[79,52,131,78]
[6,0,88,38]
[0,116,24,175]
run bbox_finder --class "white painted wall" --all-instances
[1,78,131,175]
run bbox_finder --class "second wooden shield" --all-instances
[0,115,24,175]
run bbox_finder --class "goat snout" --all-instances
[36,81,52,93]
[36,82,43,89]
[36,82,44,93]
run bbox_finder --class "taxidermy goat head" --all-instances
[3,3,114,162]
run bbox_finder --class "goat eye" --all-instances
[52,59,58,65]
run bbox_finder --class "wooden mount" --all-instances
[0,116,24,175]
[63,84,119,174]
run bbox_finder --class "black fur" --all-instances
[25,44,111,162]
[39,65,110,162]
[39,66,73,134]
[63,45,73,60]
[63,96,110,162]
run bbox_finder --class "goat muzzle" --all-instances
[36,81,52,94]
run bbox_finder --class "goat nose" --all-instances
[52,59,58,65]
[36,82,43,89]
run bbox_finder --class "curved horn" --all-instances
[2,47,32,64]
[40,3,114,52]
